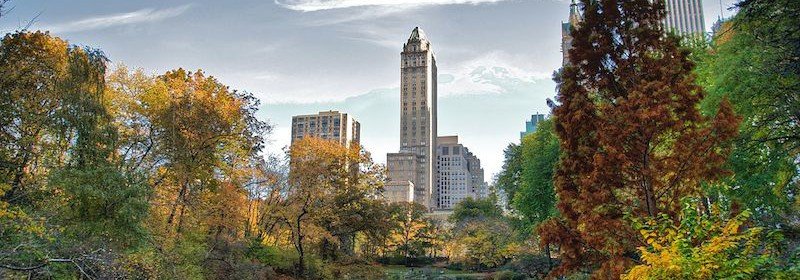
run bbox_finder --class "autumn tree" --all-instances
[103,66,270,278]
[0,32,150,278]
[447,197,520,270]
[384,202,438,264]
[282,137,384,276]
[539,0,740,278]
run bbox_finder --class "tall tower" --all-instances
[663,0,705,37]
[387,27,438,209]
[561,0,581,66]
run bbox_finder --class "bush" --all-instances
[304,256,333,280]
[490,270,525,280]
[502,252,554,279]
[245,240,297,272]
[377,255,435,266]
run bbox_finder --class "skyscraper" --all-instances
[387,27,438,209]
[290,110,360,147]
[561,0,706,66]
[561,0,581,66]
[663,0,705,36]
[521,113,546,139]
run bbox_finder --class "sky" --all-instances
[0,0,738,178]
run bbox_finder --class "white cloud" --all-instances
[440,51,551,96]
[43,5,192,33]
[275,0,509,12]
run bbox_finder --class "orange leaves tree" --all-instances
[283,137,385,276]
[539,0,740,278]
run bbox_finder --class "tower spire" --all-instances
[408,26,428,42]
[569,0,581,25]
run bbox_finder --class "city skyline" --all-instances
[0,0,738,177]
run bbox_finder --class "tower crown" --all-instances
[408,27,428,42]
[404,27,433,53]
[568,0,582,25]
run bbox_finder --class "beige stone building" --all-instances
[290,110,360,147]
[386,27,438,209]
[435,136,488,209]
[383,180,414,204]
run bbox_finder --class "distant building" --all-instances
[561,0,706,65]
[291,110,360,147]
[663,0,706,37]
[386,152,421,202]
[521,113,546,139]
[436,136,488,210]
[384,181,415,204]
[386,27,439,209]
[561,0,581,66]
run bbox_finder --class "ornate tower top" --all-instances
[408,26,428,42]
[568,0,581,26]
[404,27,433,53]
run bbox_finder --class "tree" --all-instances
[539,0,740,277]
[0,32,151,278]
[283,137,384,276]
[447,198,520,271]
[102,66,271,278]
[385,202,436,264]
[495,143,522,208]
[450,197,503,225]
[694,0,799,230]
[514,118,559,233]
[0,31,70,203]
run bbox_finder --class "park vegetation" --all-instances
[1,0,798,279]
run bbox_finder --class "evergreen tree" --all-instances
[539,0,740,277]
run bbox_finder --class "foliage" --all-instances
[281,136,387,276]
[495,143,522,208]
[694,0,799,230]
[0,31,151,278]
[492,270,526,280]
[445,198,522,271]
[447,219,519,271]
[449,197,503,225]
[514,118,559,234]
[382,202,440,263]
[539,0,740,278]
[623,199,796,280]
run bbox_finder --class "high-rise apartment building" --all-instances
[386,27,438,209]
[663,0,705,36]
[521,113,546,139]
[290,110,360,147]
[436,136,487,209]
[561,0,706,66]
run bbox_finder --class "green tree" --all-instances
[513,119,559,234]
[450,197,503,225]
[495,143,522,208]
[694,0,799,230]
[0,31,149,278]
